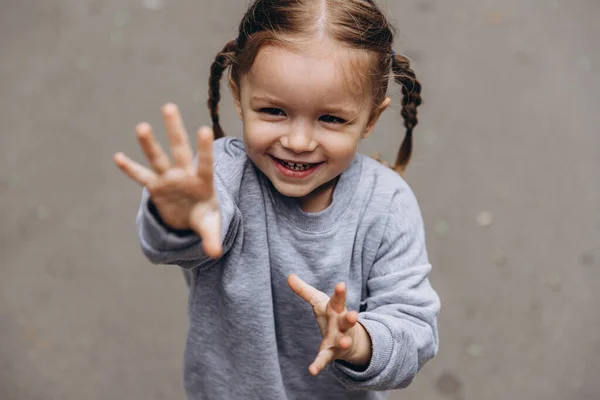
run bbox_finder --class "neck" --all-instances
[297,178,339,213]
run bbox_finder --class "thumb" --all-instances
[190,201,222,258]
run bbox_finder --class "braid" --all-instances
[391,53,422,175]
[208,40,237,139]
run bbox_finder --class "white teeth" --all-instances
[278,159,314,171]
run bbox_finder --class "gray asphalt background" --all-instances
[1,0,599,399]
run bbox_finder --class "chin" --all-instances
[271,181,316,198]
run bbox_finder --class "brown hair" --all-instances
[207,0,422,174]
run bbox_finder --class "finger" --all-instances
[113,152,157,186]
[136,122,171,174]
[162,103,193,168]
[329,282,347,313]
[338,310,358,333]
[190,201,222,259]
[196,126,214,185]
[337,334,352,350]
[288,274,329,308]
[309,348,335,376]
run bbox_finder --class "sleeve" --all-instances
[135,139,243,269]
[328,188,440,390]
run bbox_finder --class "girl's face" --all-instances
[233,39,389,212]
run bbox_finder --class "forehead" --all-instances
[243,40,372,107]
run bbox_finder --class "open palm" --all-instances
[288,274,363,376]
[113,103,222,258]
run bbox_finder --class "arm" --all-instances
[328,189,440,390]
[114,104,244,270]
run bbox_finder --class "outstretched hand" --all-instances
[288,274,372,376]
[113,103,222,258]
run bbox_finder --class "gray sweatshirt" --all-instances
[136,137,440,400]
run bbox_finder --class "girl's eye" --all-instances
[260,108,286,117]
[320,115,346,124]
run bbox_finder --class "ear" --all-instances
[229,76,243,120]
[363,97,391,139]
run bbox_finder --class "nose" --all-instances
[280,122,318,153]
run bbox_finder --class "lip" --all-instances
[271,156,324,164]
[270,155,324,179]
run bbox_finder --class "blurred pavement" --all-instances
[1,0,599,399]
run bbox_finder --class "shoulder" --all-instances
[359,156,429,269]
[213,137,247,165]
[213,136,249,172]
[353,155,429,273]
[212,137,252,194]
[358,154,423,225]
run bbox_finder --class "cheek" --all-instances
[243,118,281,153]
[319,131,361,163]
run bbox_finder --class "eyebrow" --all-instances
[324,106,359,116]
[251,94,283,104]
[250,94,359,116]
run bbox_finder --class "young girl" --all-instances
[114,0,440,399]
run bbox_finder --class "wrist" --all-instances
[148,198,195,237]
[340,322,372,368]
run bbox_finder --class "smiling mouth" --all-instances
[272,157,324,171]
